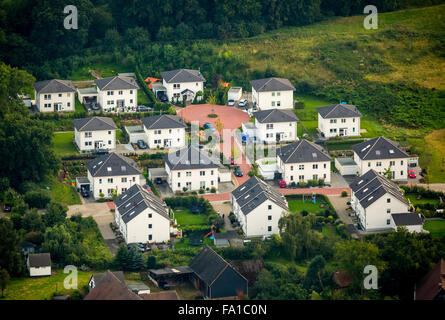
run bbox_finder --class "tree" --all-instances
[24,190,51,209]
[43,202,67,228]
[41,223,76,265]
[114,245,145,272]
[0,269,10,298]
[147,255,156,269]
[303,255,327,291]
[0,218,26,276]
[206,93,217,114]
[383,166,393,180]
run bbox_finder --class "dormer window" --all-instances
[107,167,112,172]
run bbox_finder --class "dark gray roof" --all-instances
[114,184,170,224]
[91,271,125,288]
[316,104,362,119]
[250,77,295,92]
[28,253,51,267]
[141,115,187,130]
[352,136,410,160]
[94,76,139,91]
[86,153,141,177]
[391,213,423,226]
[72,117,118,132]
[34,79,75,94]
[164,146,219,170]
[277,139,331,164]
[161,69,206,83]
[231,176,288,215]
[253,109,299,123]
[189,245,231,285]
[349,169,408,209]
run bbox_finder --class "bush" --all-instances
[24,190,51,209]
[298,181,307,188]
[210,187,216,193]
[341,191,348,197]
[199,188,205,194]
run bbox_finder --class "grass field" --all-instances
[0,269,98,300]
[287,196,327,214]
[405,194,440,207]
[39,176,82,206]
[263,256,308,274]
[52,132,77,157]
[173,208,208,226]
[423,220,445,238]
[174,237,214,249]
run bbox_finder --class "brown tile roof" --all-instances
[415,259,445,300]
[84,270,142,300]
[139,291,180,300]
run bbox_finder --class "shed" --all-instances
[335,157,359,176]
[148,266,193,285]
[125,125,148,144]
[228,87,243,101]
[256,158,279,180]
[127,282,151,295]
[218,165,232,183]
[27,253,51,277]
[76,176,90,192]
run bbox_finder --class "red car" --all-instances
[278,180,287,188]
[408,169,416,179]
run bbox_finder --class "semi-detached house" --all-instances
[352,136,410,181]
[252,109,299,143]
[316,104,362,138]
[34,79,76,112]
[141,114,187,149]
[94,76,139,112]
[250,77,295,110]
[86,153,141,199]
[164,145,219,192]
[73,116,118,152]
[114,184,171,244]
[231,176,289,238]
[277,139,332,185]
[160,69,206,103]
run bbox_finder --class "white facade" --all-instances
[144,127,186,149]
[228,87,243,101]
[318,114,360,138]
[354,153,408,181]
[29,266,51,277]
[163,80,204,103]
[231,197,287,238]
[97,88,137,112]
[277,157,331,184]
[351,192,410,231]
[115,205,170,244]
[166,165,218,192]
[255,120,297,143]
[35,91,75,112]
[252,88,294,110]
[75,128,116,152]
[88,171,141,199]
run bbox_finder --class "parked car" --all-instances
[3,204,11,212]
[142,184,152,192]
[155,177,163,185]
[91,102,100,110]
[408,169,416,179]
[278,180,287,188]
[234,166,243,177]
[158,93,168,102]
[239,99,248,107]
[137,105,153,112]
[92,149,108,155]
[80,188,90,198]
[227,99,235,106]
[137,140,148,149]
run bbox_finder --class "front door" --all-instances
[340,128,347,136]
[164,139,171,148]
[54,103,61,111]
[95,141,103,149]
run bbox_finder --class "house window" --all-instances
[266,124,274,130]
[211,180,214,186]
[268,215,272,220]
[323,164,327,168]
[353,118,355,122]
[200,171,205,176]
[268,205,272,210]
[85,132,92,138]
[108,131,111,134]
[277,92,281,96]
[148,235,152,241]
[386,219,390,225]
[401,161,404,165]
[177,172,180,177]
[376,162,382,167]
[67,102,71,107]
[118,91,123,95]
[186,182,191,188]
[299,175,304,181]
[268,226,272,232]
[387,198,391,203]
[200,181,205,189]
[148,224,152,229]
[173,84,180,89]
[341,119,346,123]
[121,188,127,193]
[130,90,133,94]
[290,166,293,170]
[299,165,304,170]
[313,164,318,169]
[169,129,172,133]
[323,173,326,179]
[277,101,281,107]
[121,178,127,183]
[271,101,275,107]
[290,176,294,181]
[387,209,391,213]
[186,172,191,177]
[148,213,152,218]
[178,182,181,187]
[313,174,318,180]
[272,92,275,96]
[132,177,136,182]
[130,99,133,103]
[400,171,403,176]
[353,128,355,132]
[108,178,113,183]
[108,140,111,145]
[390,161,395,166]
[211,170,214,175]
[107,91,114,96]
[99,179,102,184]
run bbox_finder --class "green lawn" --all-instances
[138,89,150,105]
[321,225,339,238]
[74,97,86,113]
[39,176,82,206]
[424,220,445,238]
[287,196,327,214]
[405,194,440,207]
[173,208,208,226]
[52,132,77,157]
[1,269,98,300]
[263,256,308,274]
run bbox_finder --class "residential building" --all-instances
[84,270,142,300]
[86,153,141,199]
[114,184,171,244]
[89,271,125,289]
[27,253,51,277]
[189,245,248,299]
[231,176,289,237]
[141,114,187,149]
[252,109,299,143]
[316,104,362,138]
[164,145,219,192]
[349,169,411,231]
[160,69,206,103]
[390,213,424,233]
[250,77,295,110]
[34,79,76,112]
[352,136,410,181]
[414,259,445,300]
[73,116,118,152]
[277,139,332,184]
[94,76,139,112]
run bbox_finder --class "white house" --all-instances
[352,136,410,181]
[33,79,76,112]
[86,153,142,199]
[141,115,187,149]
[227,87,243,102]
[73,117,118,152]
[316,104,362,138]
[349,169,418,232]
[250,77,295,110]
[390,213,424,233]
[252,109,299,143]
[231,176,289,238]
[160,69,206,103]
[114,184,171,244]
[164,145,219,193]
[94,76,139,112]
[27,253,51,277]
[277,139,332,184]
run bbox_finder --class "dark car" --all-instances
[137,140,148,149]
[155,177,163,185]
[92,149,109,155]
[159,94,168,102]
[159,281,170,290]
[234,166,243,177]
[3,204,12,212]
[80,188,90,198]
